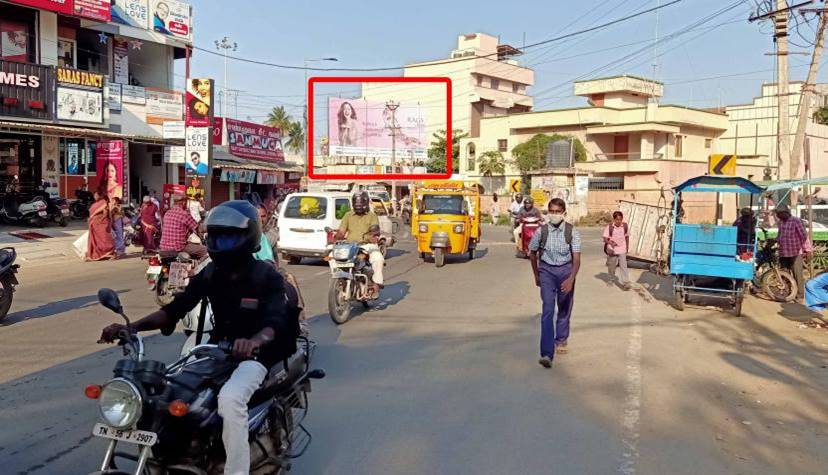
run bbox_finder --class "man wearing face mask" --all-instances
[528,198,581,368]
[513,197,542,249]
[98,200,298,474]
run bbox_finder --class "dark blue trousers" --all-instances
[539,261,574,358]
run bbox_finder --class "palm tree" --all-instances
[478,150,506,176]
[286,121,305,155]
[265,106,292,132]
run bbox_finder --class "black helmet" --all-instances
[353,191,370,215]
[205,200,261,268]
[524,197,534,206]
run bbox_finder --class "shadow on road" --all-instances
[1,288,131,327]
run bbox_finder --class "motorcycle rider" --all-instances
[335,191,384,298]
[513,197,542,249]
[99,200,298,475]
[160,192,207,260]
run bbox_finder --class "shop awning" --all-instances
[0,121,182,146]
[212,147,304,173]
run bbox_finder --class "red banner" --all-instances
[226,118,284,162]
[96,140,124,200]
[8,0,74,15]
[212,116,223,145]
[74,0,111,21]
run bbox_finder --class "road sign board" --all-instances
[709,154,737,176]
[509,179,522,194]
[531,189,548,206]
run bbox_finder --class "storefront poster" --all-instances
[112,0,149,29]
[163,145,184,163]
[0,60,55,121]
[186,176,204,199]
[146,87,182,124]
[161,183,186,214]
[8,1,73,15]
[162,120,185,139]
[226,118,284,162]
[113,38,129,84]
[185,126,209,175]
[41,136,60,198]
[220,168,256,184]
[212,116,223,145]
[185,78,212,126]
[151,0,191,40]
[257,171,284,185]
[1,21,29,62]
[122,84,146,104]
[96,140,124,199]
[67,141,80,174]
[106,82,122,110]
[74,0,112,21]
[328,97,427,160]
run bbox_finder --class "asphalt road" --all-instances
[1,225,827,474]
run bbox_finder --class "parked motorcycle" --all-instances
[516,216,542,258]
[145,250,197,306]
[87,288,325,475]
[71,188,94,220]
[326,229,379,324]
[33,184,69,227]
[753,228,797,302]
[0,247,19,323]
[0,183,48,227]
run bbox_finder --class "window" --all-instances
[513,83,519,93]
[58,38,76,69]
[423,195,466,215]
[467,157,476,171]
[588,177,624,191]
[491,78,500,90]
[59,138,97,176]
[675,135,684,158]
[498,139,508,152]
[334,198,350,219]
[476,75,483,86]
[284,196,328,220]
[0,4,37,63]
[705,138,712,149]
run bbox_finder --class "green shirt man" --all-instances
[338,210,380,243]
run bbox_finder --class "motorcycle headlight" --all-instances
[418,224,428,233]
[98,378,142,429]
[332,246,352,261]
[453,224,464,233]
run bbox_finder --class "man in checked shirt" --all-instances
[774,203,812,301]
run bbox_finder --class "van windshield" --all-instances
[372,192,391,202]
[423,195,465,215]
[284,196,328,220]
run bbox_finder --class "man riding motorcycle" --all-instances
[99,200,299,475]
[335,191,384,298]
[160,192,208,260]
[513,197,542,248]
[509,193,524,241]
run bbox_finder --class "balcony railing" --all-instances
[592,152,664,161]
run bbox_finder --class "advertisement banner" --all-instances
[185,78,212,126]
[256,171,283,185]
[41,136,60,198]
[151,0,192,40]
[185,126,209,176]
[0,60,55,121]
[112,0,149,29]
[146,87,182,124]
[186,175,204,199]
[56,67,104,124]
[74,0,112,21]
[8,0,73,15]
[220,168,256,184]
[162,120,185,139]
[575,176,589,200]
[113,38,129,84]
[163,145,185,163]
[122,84,146,104]
[328,97,427,160]
[226,118,284,162]
[212,116,223,144]
[1,21,30,62]
[161,183,186,214]
[96,140,124,199]
[106,82,122,110]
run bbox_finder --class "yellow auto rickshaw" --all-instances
[411,180,481,267]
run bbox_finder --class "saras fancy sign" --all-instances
[57,68,105,89]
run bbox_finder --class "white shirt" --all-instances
[510,201,522,215]
[188,199,205,223]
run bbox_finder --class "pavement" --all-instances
[1,225,827,474]
[0,220,88,262]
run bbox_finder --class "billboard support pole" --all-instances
[386,100,400,201]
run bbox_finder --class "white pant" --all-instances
[361,243,385,285]
[217,360,268,475]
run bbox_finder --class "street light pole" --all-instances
[303,57,338,161]
[214,37,237,118]
[385,100,400,202]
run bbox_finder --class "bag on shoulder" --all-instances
[603,223,628,256]
[538,222,574,256]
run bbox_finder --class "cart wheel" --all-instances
[674,291,685,311]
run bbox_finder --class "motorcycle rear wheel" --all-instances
[155,275,175,307]
[0,276,15,323]
[328,278,352,324]
[761,268,797,302]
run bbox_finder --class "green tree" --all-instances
[478,150,506,176]
[285,121,305,155]
[510,133,587,173]
[266,106,305,154]
[426,129,468,173]
[814,107,828,125]
[265,106,292,131]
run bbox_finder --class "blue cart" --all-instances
[671,176,764,316]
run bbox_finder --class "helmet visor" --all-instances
[205,205,251,229]
[209,231,246,252]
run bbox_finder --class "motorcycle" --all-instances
[33,184,69,227]
[753,228,798,302]
[516,216,542,258]
[87,288,325,475]
[121,204,138,247]
[145,250,197,306]
[0,183,48,227]
[325,229,379,324]
[0,247,19,323]
[71,188,94,220]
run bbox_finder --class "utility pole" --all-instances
[214,36,237,118]
[385,100,400,201]
[776,0,792,181]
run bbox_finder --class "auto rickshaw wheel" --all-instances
[434,248,445,268]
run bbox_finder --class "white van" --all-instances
[277,192,352,265]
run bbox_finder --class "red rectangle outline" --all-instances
[307,76,452,181]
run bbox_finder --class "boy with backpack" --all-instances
[528,198,581,368]
[603,211,631,290]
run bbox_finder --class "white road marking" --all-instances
[619,292,643,474]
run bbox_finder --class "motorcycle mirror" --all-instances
[307,369,326,379]
[97,288,123,315]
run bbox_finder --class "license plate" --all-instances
[332,262,354,268]
[169,262,190,287]
[146,265,162,275]
[92,423,157,446]
[38,211,47,217]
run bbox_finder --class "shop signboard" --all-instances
[163,145,185,163]
[112,0,149,29]
[8,0,73,15]
[0,60,55,121]
[226,118,284,162]
[212,116,223,144]
[121,84,146,104]
[184,126,209,176]
[162,120,185,139]
[185,77,212,126]
[146,87,182,124]
[74,0,112,21]
[150,0,192,41]
[257,171,284,185]
[112,39,129,84]
[56,67,104,124]
[106,82,122,110]
[220,168,256,184]
[96,140,124,199]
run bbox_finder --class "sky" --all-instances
[179,0,824,130]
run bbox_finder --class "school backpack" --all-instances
[538,222,574,256]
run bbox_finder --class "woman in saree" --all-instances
[139,196,159,251]
[87,192,115,261]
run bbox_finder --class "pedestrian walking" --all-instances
[528,198,581,368]
[774,203,812,301]
[139,196,159,251]
[490,193,500,224]
[603,211,630,289]
[87,192,115,261]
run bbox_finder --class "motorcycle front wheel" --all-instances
[328,278,352,324]
[0,275,14,322]
[761,268,797,302]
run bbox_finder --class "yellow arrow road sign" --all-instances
[509,179,522,194]
[709,154,737,176]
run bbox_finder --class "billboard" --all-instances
[96,140,124,199]
[151,0,191,40]
[185,126,209,176]
[226,118,284,162]
[7,0,73,15]
[74,0,112,21]
[112,0,149,29]
[185,77,212,127]
[328,97,426,160]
